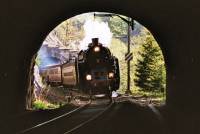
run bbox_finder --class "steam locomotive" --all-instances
[41,38,120,97]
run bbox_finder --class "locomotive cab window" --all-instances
[27,12,166,110]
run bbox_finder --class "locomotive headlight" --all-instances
[94,46,100,52]
[86,74,92,81]
[108,72,114,79]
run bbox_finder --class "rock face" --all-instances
[38,30,79,68]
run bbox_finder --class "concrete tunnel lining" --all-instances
[1,0,200,119]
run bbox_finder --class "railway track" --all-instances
[13,96,165,134]
[63,100,114,134]
[16,100,91,134]
[16,99,114,134]
[70,100,166,134]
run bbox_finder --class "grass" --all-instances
[32,100,60,110]
[132,88,166,104]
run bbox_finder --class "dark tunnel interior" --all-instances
[1,0,200,133]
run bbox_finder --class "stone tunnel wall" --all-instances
[0,0,200,119]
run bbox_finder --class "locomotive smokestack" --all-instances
[92,38,99,45]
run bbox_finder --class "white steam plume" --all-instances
[79,19,113,50]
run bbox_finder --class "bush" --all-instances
[32,100,59,110]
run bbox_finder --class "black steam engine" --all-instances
[42,38,120,97]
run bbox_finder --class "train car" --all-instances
[42,38,120,98]
[62,61,78,87]
[41,65,62,86]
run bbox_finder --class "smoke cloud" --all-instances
[79,19,113,50]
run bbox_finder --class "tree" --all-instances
[134,34,165,91]
[54,18,84,46]
[108,16,128,37]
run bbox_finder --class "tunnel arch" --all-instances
[11,2,170,113]
[27,12,167,109]
[2,0,199,119]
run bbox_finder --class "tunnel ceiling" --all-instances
[1,0,200,118]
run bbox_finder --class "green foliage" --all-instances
[108,16,128,36]
[35,56,41,66]
[134,32,166,92]
[32,100,59,110]
[109,23,166,99]
[54,18,84,46]
[134,89,166,103]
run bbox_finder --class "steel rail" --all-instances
[63,100,114,134]
[16,100,91,134]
